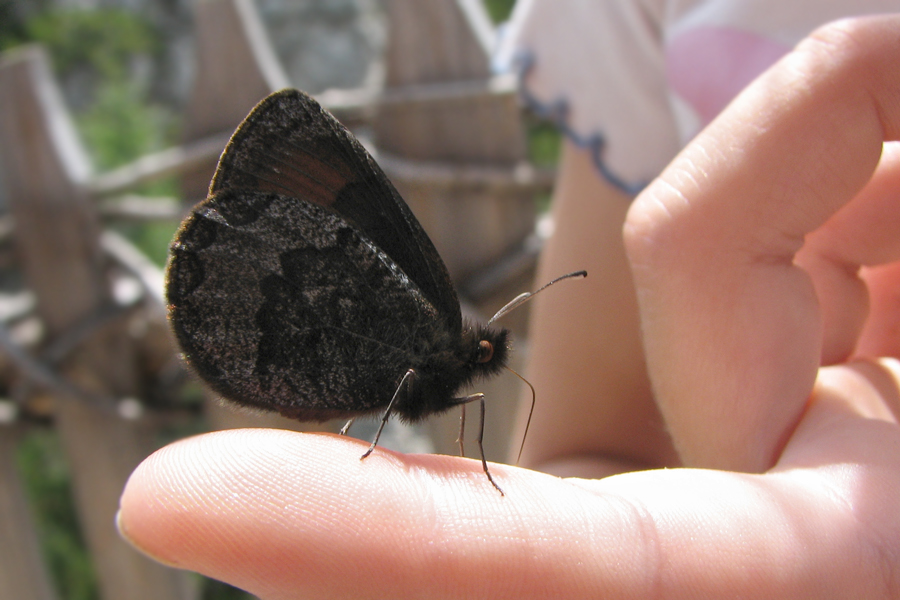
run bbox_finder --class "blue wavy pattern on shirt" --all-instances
[512,50,648,197]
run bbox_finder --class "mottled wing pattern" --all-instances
[167,189,440,421]
[210,89,461,333]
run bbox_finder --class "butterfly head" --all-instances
[465,322,510,380]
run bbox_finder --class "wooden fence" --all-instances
[0,0,553,598]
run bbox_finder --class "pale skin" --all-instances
[119,16,900,599]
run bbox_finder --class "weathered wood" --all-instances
[460,227,546,303]
[377,151,554,191]
[100,230,166,309]
[382,0,495,89]
[376,0,523,163]
[0,46,191,600]
[376,0,534,284]
[318,72,516,113]
[0,319,104,405]
[0,425,59,600]
[180,0,289,201]
[92,131,231,200]
[98,194,183,221]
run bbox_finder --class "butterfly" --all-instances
[166,89,584,495]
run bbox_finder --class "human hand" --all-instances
[119,15,900,598]
[624,14,900,473]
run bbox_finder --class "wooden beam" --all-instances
[180,0,289,201]
[90,131,230,198]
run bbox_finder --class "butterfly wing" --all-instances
[209,89,462,333]
[167,189,443,420]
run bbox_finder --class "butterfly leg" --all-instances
[457,404,466,457]
[339,418,355,435]
[450,393,504,496]
[361,368,415,460]
[475,395,504,496]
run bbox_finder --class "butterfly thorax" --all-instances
[393,321,510,422]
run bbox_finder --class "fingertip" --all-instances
[116,429,517,594]
[115,428,613,599]
[117,432,223,570]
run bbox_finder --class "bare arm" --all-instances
[514,140,678,476]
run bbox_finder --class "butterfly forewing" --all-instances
[209,89,462,333]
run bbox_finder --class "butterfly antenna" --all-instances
[504,365,536,466]
[487,270,587,325]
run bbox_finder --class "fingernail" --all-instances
[115,509,183,569]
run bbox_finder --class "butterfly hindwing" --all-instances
[209,89,462,334]
[167,189,443,420]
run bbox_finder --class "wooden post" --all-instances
[376,0,536,462]
[0,46,191,600]
[376,0,533,278]
[179,0,289,202]
[0,424,59,600]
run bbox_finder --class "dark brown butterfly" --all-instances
[166,89,584,494]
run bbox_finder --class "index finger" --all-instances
[118,426,900,599]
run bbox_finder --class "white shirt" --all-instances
[497,0,900,193]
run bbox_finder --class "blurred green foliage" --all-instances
[77,83,173,171]
[527,118,562,168]
[484,0,516,24]
[526,118,561,213]
[16,431,99,600]
[24,8,157,79]
[0,2,25,49]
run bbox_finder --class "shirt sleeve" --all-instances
[497,0,680,194]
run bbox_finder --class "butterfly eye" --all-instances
[476,340,494,363]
